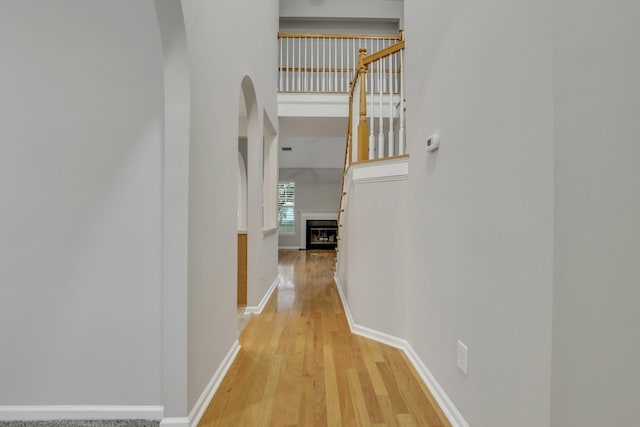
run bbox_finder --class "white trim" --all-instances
[278,93,349,117]
[351,323,408,350]
[278,246,300,250]
[352,156,409,184]
[186,340,241,427]
[159,417,189,427]
[0,405,164,421]
[333,274,469,427]
[245,276,280,314]
[333,274,355,332]
[277,93,400,119]
[262,227,278,237]
[300,212,338,249]
[403,346,470,427]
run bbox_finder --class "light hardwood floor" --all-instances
[199,250,451,427]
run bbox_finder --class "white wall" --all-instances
[0,0,280,419]
[278,168,342,248]
[405,1,555,425]
[280,0,403,27]
[337,174,410,339]
[551,1,640,425]
[0,0,164,405]
[337,1,640,426]
[181,0,279,410]
[280,19,399,34]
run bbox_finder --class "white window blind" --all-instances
[278,181,295,233]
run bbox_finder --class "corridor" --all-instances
[199,250,450,427]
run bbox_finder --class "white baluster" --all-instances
[369,52,374,160]
[340,37,343,92]
[352,38,355,85]
[285,37,289,92]
[279,38,282,91]
[399,48,405,155]
[316,37,320,92]
[304,37,308,91]
[308,37,311,91]
[327,38,331,92]
[348,38,352,87]
[376,38,380,97]
[388,53,394,157]
[394,50,398,94]
[333,37,338,92]
[298,37,301,91]
[292,37,296,91]
[368,39,373,94]
[322,38,326,92]
[328,37,332,92]
[378,56,384,158]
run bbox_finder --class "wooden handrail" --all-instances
[363,40,405,66]
[278,32,402,40]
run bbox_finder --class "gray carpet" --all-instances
[0,421,158,427]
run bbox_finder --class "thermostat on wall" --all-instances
[426,134,440,152]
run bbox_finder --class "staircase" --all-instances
[277,31,408,270]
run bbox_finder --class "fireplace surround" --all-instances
[306,219,338,250]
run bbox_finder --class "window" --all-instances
[278,181,295,233]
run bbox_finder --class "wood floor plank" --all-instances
[198,250,452,427]
[346,368,370,427]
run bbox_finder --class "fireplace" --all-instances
[306,219,338,250]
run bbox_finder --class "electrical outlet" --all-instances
[457,340,468,375]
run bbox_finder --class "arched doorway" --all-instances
[237,88,249,310]
[237,77,258,333]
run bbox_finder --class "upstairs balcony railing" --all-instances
[277,31,406,162]
[277,32,402,94]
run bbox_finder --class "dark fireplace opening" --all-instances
[306,219,338,250]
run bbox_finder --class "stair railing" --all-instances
[337,32,406,235]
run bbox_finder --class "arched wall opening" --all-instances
[237,76,259,319]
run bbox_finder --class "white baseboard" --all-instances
[159,417,189,427]
[333,274,355,331]
[333,274,469,427]
[278,246,300,250]
[0,405,164,421]
[403,345,470,427]
[245,275,280,314]
[185,339,241,427]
